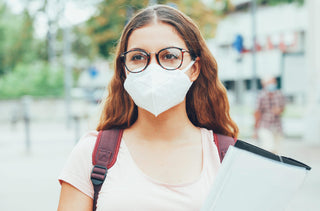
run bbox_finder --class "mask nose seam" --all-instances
[150,66,159,116]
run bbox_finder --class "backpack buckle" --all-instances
[91,165,108,186]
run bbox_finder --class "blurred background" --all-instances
[0,0,319,210]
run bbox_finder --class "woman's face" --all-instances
[126,22,194,77]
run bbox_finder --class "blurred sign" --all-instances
[232,34,244,53]
[89,66,98,78]
[78,60,113,89]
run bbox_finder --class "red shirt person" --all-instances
[254,76,286,153]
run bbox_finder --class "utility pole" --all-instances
[47,19,57,67]
[44,0,64,69]
[22,96,32,153]
[251,0,258,94]
[63,25,72,128]
[60,0,73,128]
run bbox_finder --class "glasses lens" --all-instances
[124,50,148,72]
[158,48,183,70]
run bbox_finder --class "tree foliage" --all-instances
[221,0,304,14]
[0,4,38,75]
[0,62,64,99]
[86,0,149,58]
[177,0,221,39]
[0,2,65,99]
[258,0,304,6]
[86,0,222,59]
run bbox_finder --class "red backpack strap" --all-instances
[91,129,123,211]
[213,133,237,162]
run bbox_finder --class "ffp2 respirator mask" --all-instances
[124,61,195,116]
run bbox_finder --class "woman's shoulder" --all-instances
[71,131,99,154]
[79,131,99,142]
[58,131,99,198]
[78,130,98,142]
[59,130,99,177]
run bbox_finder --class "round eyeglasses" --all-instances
[120,47,191,73]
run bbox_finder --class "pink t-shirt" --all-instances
[58,128,221,211]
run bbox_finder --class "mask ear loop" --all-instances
[180,60,196,73]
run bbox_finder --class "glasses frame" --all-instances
[120,47,190,73]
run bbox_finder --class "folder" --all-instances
[201,140,311,211]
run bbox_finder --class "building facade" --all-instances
[210,2,307,104]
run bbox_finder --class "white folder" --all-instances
[201,140,311,211]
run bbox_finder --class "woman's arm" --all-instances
[57,182,93,211]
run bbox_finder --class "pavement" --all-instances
[0,116,319,211]
[0,121,77,211]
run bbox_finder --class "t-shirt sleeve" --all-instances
[58,131,98,199]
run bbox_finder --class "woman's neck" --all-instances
[129,102,197,142]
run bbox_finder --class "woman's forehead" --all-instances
[126,22,187,52]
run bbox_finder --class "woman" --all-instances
[58,4,238,211]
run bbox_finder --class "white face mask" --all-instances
[124,61,195,116]
[266,83,277,92]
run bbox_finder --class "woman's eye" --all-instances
[131,54,146,61]
[163,53,178,60]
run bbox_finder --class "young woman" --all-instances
[58,4,238,211]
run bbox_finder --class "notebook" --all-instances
[201,140,311,211]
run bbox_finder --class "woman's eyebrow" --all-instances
[127,46,183,53]
[126,47,146,52]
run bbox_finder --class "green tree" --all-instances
[87,0,149,59]
[0,3,39,75]
[0,3,20,74]
[219,0,304,14]
[86,0,222,59]
[0,62,64,99]
[9,10,36,65]
[72,25,99,61]
[258,0,304,5]
[177,0,221,38]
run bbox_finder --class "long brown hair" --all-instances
[97,5,239,138]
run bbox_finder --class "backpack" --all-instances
[90,129,237,211]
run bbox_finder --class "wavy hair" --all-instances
[96,5,239,138]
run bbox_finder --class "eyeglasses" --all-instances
[120,47,191,73]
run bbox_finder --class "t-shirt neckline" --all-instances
[121,128,207,188]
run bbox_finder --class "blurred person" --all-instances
[58,5,238,211]
[254,76,286,153]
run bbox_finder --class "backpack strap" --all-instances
[91,129,123,211]
[90,130,235,210]
[213,133,237,162]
